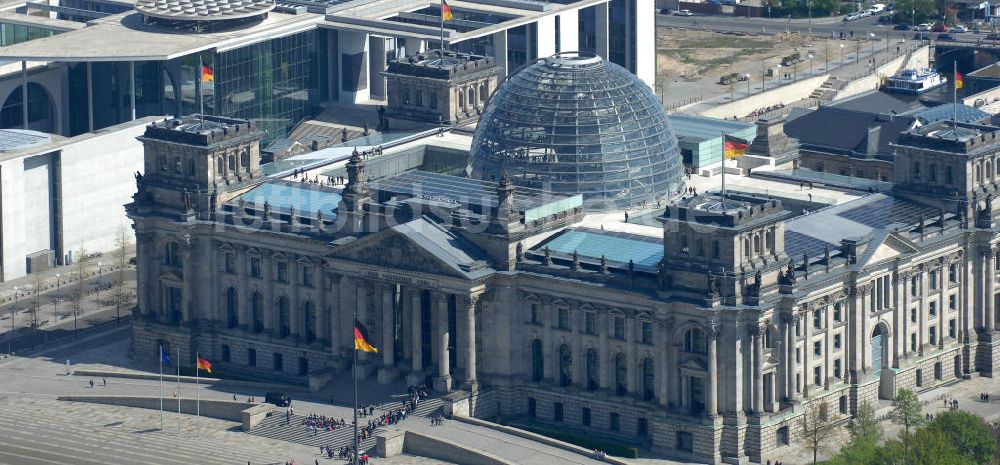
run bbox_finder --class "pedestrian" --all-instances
[89,379,94,388]
[102,377,107,386]
[233,393,238,401]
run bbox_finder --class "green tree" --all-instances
[891,388,923,435]
[894,0,937,23]
[800,400,842,465]
[852,401,884,444]
[110,224,134,325]
[826,437,879,465]
[926,411,997,465]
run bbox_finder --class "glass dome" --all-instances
[468,53,685,210]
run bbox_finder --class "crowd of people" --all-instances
[302,413,348,434]
[749,102,785,118]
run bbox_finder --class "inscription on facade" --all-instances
[361,268,439,287]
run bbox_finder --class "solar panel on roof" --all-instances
[541,228,663,270]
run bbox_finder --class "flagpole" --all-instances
[196,351,201,436]
[953,60,958,131]
[721,131,727,203]
[159,344,164,431]
[177,346,181,435]
[198,54,205,125]
[353,314,359,464]
[439,0,445,57]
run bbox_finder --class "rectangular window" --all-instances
[585,312,597,335]
[249,256,261,278]
[796,347,801,363]
[582,407,591,426]
[834,359,842,379]
[298,357,309,376]
[613,316,625,339]
[833,303,842,322]
[676,432,693,452]
[814,366,822,386]
[248,348,256,367]
[273,352,283,372]
[834,334,842,350]
[554,402,564,422]
[929,271,938,290]
[429,92,437,109]
[796,374,801,393]
[911,308,917,323]
[929,301,937,316]
[415,90,423,107]
[637,418,648,436]
[530,304,539,324]
[557,308,569,330]
[911,277,918,296]
[949,264,958,283]
[949,295,957,310]
[911,333,917,351]
[641,321,653,344]
[276,261,288,283]
[795,320,801,337]
[929,326,937,345]
[609,412,620,431]
[949,319,956,338]
[302,265,314,288]
[814,340,822,356]
[224,253,235,274]
[527,398,536,418]
[221,344,231,362]
[813,310,823,329]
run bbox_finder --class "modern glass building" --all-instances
[469,53,684,210]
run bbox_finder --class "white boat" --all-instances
[885,68,947,94]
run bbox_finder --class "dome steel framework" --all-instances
[469,53,684,210]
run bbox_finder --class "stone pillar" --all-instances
[411,289,423,372]
[328,274,341,358]
[801,310,810,397]
[356,280,370,363]
[784,314,796,401]
[379,285,397,383]
[462,294,479,391]
[180,237,194,323]
[707,321,719,417]
[598,312,610,390]
[988,249,996,332]
[626,315,637,394]
[658,320,671,407]
[434,293,452,392]
[752,325,764,413]
[542,303,554,382]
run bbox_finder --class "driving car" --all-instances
[915,23,932,31]
[264,392,292,407]
[894,23,910,30]
[931,23,948,32]
[952,25,968,33]
[674,9,693,15]
[937,33,957,41]
[913,32,931,40]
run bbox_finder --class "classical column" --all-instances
[988,249,996,332]
[129,61,136,121]
[180,236,194,323]
[658,319,671,407]
[328,274,340,357]
[598,312,610,390]
[801,309,811,397]
[411,289,423,372]
[752,325,764,413]
[626,315,637,394]
[382,286,395,367]
[784,314,797,401]
[463,294,480,390]
[356,280,369,363]
[707,320,719,417]
[542,302,554,382]
[433,293,452,392]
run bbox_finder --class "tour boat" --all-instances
[884,68,947,94]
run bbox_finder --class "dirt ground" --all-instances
[656,28,852,107]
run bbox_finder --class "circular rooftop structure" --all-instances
[136,0,274,28]
[469,53,684,210]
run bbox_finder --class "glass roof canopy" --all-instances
[533,228,664,271]
[469,53,685,211]
[235,179,341,219]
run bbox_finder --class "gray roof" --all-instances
[910,103,990,124]
[784,106,916,158]
[829,90,926,115]
[392,217,494,280]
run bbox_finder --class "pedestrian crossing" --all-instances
[248,397,444,450]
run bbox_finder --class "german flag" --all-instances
[955,71,964,90]
[724,134,749,159]
[196,355,212,374]
[201,64,214,83]
[441,0,453,21]
[354,320,379,353]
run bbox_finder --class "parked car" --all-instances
[844,13,859,21]
[878,15,892,23]
[894,23,911,30]
[952,25,968,33]
[931,23,948,32]
[914,32,931,40]
[265,392,292,407]
[886,3,896,10]
[986,32,1000,40]
[937,33,957,41]
[674,9,694,16]
[915,23,932,31]
[859,10,872,17]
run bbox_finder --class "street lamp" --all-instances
[54,273,60,324]
[809,53,815,74]
[746,74,751,95]
[840,43,845,65]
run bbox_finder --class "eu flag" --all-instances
[160,345,172,367]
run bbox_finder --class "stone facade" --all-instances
[129,116,1000,464]
[383,50,499,127]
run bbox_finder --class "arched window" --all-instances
[713,241,720,258]
[225,287,238,329]
[586,349,599,391]
[303,300,316,342]
[744,238,751,258]
[614,353,627,396]
[240,149,250,169]
[975,164,981,183]
[531,339,543,382]
[251,291,263,333]
[559,344,572,387]
[458,91,465,109]
[216,156,224,176]
[165,242,181,266]
[696,238,704,256]
[684,328,706,354]
[0,82,54,133]
[765,230,774,251]
[228,155,236,172]
[277,297,290,338]
[642,357,655,402]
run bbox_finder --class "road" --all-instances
[657,12,994,45]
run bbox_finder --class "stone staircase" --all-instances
[809,76,845,102]
[248,396,444,449]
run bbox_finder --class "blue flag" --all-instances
[160,345,172,367]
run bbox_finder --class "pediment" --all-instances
[679,358,708,372]
[331,223,488,279]
[159,270,183,282]
[862,233,918,267]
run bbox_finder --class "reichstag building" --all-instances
[129,54,1000,464]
